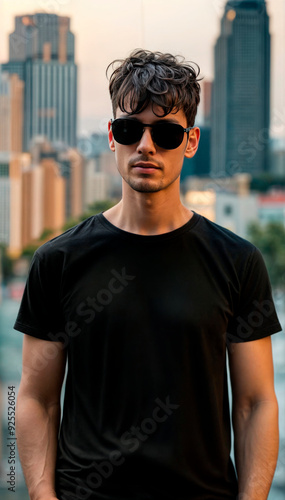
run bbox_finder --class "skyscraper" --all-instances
[211,0,270,176]
[2,13,77,151]
[0,68,24,153]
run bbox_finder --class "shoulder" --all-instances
[192,213,265,277]
[193,213,257,256]
[34,215,100,262]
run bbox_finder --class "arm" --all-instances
[16,335,67,500]
[228,336,279,500]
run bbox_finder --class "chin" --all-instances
[128,180,163,193]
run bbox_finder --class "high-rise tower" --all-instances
[2,14,77,151]
[211,0,270,176]
[0,68,24,153]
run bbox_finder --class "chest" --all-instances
[60,246,238,344]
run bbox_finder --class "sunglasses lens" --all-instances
[111,119,142,145]
[111,119,186,149]
[153,123,185,149]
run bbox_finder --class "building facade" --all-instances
[211,0,270,177]
[258,192,285,225]
[0,156,10,246]
[2,13,77,151]
[0,68,24,153]
[0,142,83,257]
[24,59,77,151]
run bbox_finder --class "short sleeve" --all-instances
[227,246,282,343]
[14,249,65,341]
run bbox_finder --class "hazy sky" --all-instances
[0,0,284,135]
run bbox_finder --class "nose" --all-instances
[136,126,156,155]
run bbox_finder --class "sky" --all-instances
[0,0,284,136]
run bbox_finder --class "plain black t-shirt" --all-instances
[14,212,282,500]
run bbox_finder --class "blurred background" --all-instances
[0,0,284,498]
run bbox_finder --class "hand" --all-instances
[30,486,60,500]
[36,496,59,500]
[39,497,59,500]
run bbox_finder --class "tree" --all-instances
[62,199,116,231]
[247,221,285,291]
[87,200,116,214]
[0,244,14,282]
[21,244,40,259]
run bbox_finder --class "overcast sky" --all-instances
[0,0,284,135]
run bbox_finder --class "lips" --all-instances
[132,162,160,170]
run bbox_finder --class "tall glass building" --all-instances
[2,14,77,151]
[211,0,270,176]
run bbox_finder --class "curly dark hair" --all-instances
[107,49,202,127]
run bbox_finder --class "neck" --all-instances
[103,181,193,236]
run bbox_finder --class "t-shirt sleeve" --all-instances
[14,249,65,341]
[227,246,282,343]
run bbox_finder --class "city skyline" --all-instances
[2,13,78,150]
[0,0,284,136]
[211,0,271,176]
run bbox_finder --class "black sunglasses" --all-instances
[110,118,194,150]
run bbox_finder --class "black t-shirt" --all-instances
[14,212,282,500]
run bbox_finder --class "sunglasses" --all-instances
[110,118,194,150]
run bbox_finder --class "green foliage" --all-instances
[39,228,53,241]
[0,245,13,281]
[21,244,40,259]
[62,199,117,232]
[62,218,84,232]
[247,221,285,290]
[87,200,116,214]
[21,230,54,259]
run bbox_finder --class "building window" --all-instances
[0,164,9,177]
[224,205,233,216]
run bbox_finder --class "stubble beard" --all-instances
[126,176,165,193]
[123,157,165,193]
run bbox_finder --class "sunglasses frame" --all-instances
[110,118,194,150]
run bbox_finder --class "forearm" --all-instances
[16,394,60,500]
[233,399,279,500]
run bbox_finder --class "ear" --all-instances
[184,127,200,159]
[108,120,115,152]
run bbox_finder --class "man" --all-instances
[15,50,281,500]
